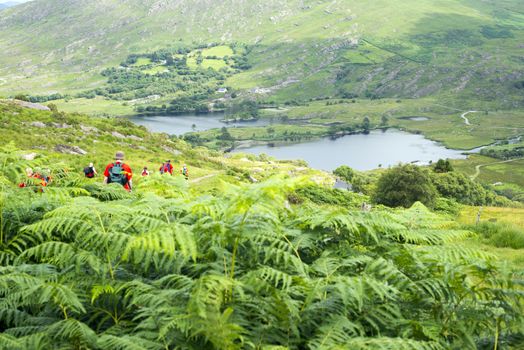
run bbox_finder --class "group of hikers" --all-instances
[18,167,51,192]
[20,151,189,193]
[91,151,189,191]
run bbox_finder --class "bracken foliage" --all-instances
[0,147,522,350]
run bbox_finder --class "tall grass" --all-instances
[469,221,524,249]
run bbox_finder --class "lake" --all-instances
[129,112,270,135]
[129,115,470,171]
[233,129,468,171]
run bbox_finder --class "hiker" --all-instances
[160,160,173,175]
[141,166,150,176]
[181,164,189,180]
[19,167,51,192]
[83,162,97,178]
[103,151,133,191]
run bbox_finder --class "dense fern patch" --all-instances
[0,143,523,349]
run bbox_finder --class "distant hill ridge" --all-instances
[0,0,523,107]
[0,1,21,10]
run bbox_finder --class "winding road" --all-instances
[470,157,524,180]
[460,111,477,125]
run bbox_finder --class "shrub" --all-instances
[373,164,437,208]
[431,171,492,205]
[433,159,453,173]
[333,165,355,182]
[295,185,363,207]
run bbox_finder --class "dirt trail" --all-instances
[189,173,218,184]
[460,111,477,125]
[471,158,523,180]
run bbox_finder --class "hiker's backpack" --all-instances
[40,174,50,185]
[108,163,127,185]
[84,166,94,178]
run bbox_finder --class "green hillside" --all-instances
[0,0,523,110]
[0,101,523,349]
[1,1,524,348]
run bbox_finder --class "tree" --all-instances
[195,103,209,113]
[47,103,58,112]
[433,159,453,173]
[362,116,370,134]
[219,126,233,141]
[226,100,259,120]
[333,165,355,182]
[380,115,389,126]
[373,164,438,208]
[14,94,30,102]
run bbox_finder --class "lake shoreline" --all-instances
[230,129,472,171]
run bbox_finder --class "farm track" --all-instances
[471,157,524,180]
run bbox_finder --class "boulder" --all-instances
[80,125,99,133]
[21,152,38,160]
[127,135,143,141]
[13,100,50,111]
[162,146,182,155]
[30,121,46,128]
[54,144,88,155]
[111,131,126,139]
[51,122,71,129]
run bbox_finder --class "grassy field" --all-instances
[201,59,228,70]
[201,45,234,58]
[256,99,524,149]
[457,206,524,267]
[452,155,524,186]
[53,97,136,116]
[132,58,152,66]
[141,66,170,75]
[458,206,524,228]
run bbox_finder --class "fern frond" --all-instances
[0,333,23,350]
[308,315,364,349]
[47,318,97,347]
[97,334,163,350]
[331,337,445,350]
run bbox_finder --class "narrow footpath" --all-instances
[471,157,523,180]
[189,173,218,184]
[460,111,477,125]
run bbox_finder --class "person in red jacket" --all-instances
[159,160,173,175]
[103,151,133,191]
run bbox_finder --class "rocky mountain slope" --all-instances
[0,0,522,107]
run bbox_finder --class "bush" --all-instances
[433,159,453,173]
[295,185,363,207]
[431,172,492,205]
[373,164,438,208]
[333,165,355,182]
[433,197,461,216]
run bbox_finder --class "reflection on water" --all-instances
[234,129,468,171]
[129,112,270,135]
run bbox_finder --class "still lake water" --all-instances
[129,112,270,135]
[129,114,469,171]
[233,129,468,171]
